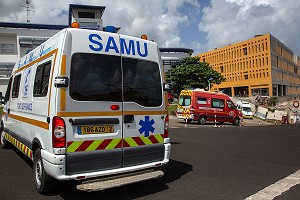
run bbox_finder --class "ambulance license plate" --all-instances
[78,125,114,134]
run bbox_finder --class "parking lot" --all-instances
[1,118,300,199]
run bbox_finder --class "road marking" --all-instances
[245,169,300,200]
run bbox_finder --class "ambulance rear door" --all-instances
[61,29,124,175]
[120,35,166,167]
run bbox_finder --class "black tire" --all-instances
[198,116,206,125]
[233,118,240,126]
[184,119,192,124]
[0,130,10,149]
[33,148,57,194]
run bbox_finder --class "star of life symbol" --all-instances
[139,116,155,137]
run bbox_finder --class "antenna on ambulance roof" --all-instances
[19,0,35,23]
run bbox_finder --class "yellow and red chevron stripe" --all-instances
[123,134,164,148]
[67,134,164,153]
[67,138,122,152]
[180,90,192,96]
[4,133,33,159]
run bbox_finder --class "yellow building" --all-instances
[197,33,300,97]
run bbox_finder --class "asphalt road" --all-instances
[0,122,300,200]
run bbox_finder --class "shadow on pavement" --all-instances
[58,159,193,200]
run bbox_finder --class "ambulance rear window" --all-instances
[70,53,122,102]
[70,53,162,107]
[123,58,162,107]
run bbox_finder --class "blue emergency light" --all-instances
[105,26,117,33]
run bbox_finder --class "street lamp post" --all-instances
[208,78,213,91]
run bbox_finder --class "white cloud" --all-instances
[0,0,200,48]
[199,0,300,55]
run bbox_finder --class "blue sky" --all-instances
[1,0,300,55]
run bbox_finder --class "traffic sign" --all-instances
[293,100,299,108]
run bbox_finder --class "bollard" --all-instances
[214,115,217,127]
[274,120,276,125]
[258,119,261,126]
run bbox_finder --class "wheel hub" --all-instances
[35,160,42,186]
[0,132,4,145]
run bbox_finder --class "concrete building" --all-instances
[0,4,110,95]
[0,23,64,94]
[0,4,193,96]
[197,33,300,97]
[160,47,194,74]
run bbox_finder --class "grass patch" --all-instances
[168,104,177,116]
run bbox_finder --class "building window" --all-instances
[0,44,15,54]
[244,74,248,80]
[78,12,96,19]
[220,66,224,73]
[243,47,247,56]
[294,66,298,74]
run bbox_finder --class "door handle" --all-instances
[124,115,134,123]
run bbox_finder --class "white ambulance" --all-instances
[0,27,170,194]
[236,100,253,119]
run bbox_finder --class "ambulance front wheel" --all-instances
[198,116,206,125]
[33,148,57,194]
[0,130,10,149]
[233,118,240,126]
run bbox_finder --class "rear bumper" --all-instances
[41,142,171,181]
[76,169,164,192]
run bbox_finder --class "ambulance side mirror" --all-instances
[163,83,172,91]
[0,92,3,104]
[54,76,69,88]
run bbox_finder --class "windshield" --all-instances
[242,107,252,112]
[70,53,162,107]
[179,96,191,106]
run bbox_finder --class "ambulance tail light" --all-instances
[52,116,66,148]
[164,115,169,138]
[190,105,194,114]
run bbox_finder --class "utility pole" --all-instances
[20,0,35,23]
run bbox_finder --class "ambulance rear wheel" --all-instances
[198,116,206,125]
[33,148,57,194]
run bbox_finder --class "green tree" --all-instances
[166,57,225,95]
